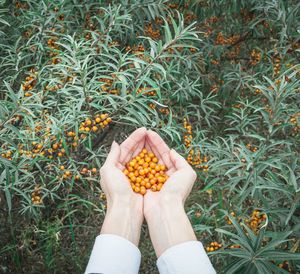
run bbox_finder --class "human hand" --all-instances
[143,130,197,218]
[142,130,197,256]
[100,127,147,245]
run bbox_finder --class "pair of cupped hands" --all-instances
[100,127,197,220]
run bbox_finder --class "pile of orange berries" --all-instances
[246,143,258,152]
[254,88,262,95]
[183,118,209,171]
[289,113,300,136]
[123,149,169,195]
[250,49,261,65]
[1,150,13,160]
[273,56,281,76]
[59,165,82,181]
[65,131,79,148]
[215,32,240,46]
[159,107,170,115]
[31,186,42,205]
[22,69,38,97]
[206,242,222,252]
[145,22,161,40]
[80,167,98,176]
[98,78,119,94]
[79,114,112,133]
[125,44,145,54]
[60,167,73,180]
[183,118,193,148]
[15,1,28,9]
[45,83,63,93]
[47,38,59,51]
[137,87,157,96]
[50,140,66,158]
[247,210,267,231]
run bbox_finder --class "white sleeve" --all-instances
[157,241,216,274]
[85,234,141,274]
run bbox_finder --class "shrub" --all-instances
[0,0,299,273]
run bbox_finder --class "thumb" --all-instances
[170,149,189,170]
[105,141,120,165]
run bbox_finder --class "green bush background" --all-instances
[0,0,299,273]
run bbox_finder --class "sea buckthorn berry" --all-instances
[123,148,169,195]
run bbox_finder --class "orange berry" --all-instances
[140,186,146,195]
[138,159,144,165]
[145,182,151,189]
[152,157,158,163]
[157,176,165,184]
[139,169,145,176]
[65,171,71,176]
[123,169,129,175]
[60,165,65,170]
[142,148,147,154]
[150,178,157,185]
[151,185,157,192]
[148,173,154,179]
[145,157,151,163]
[135,186,140,193]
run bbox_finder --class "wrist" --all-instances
[145,194,184,221]
[145,195,196,257]
[101,195,143,246]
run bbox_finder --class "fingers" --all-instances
[120,127,147,164]
[169,149,190,170]
[104,141,121,166]
[147,130,173,169]
[132,135,146,158]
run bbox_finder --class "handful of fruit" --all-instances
[123,149,169,195]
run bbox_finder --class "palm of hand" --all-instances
[101,128,196,214]
[100,128,147,205]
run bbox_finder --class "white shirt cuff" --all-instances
[85,234,141,274]
[157,241,216,274]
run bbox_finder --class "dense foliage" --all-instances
[0,0,299,273]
